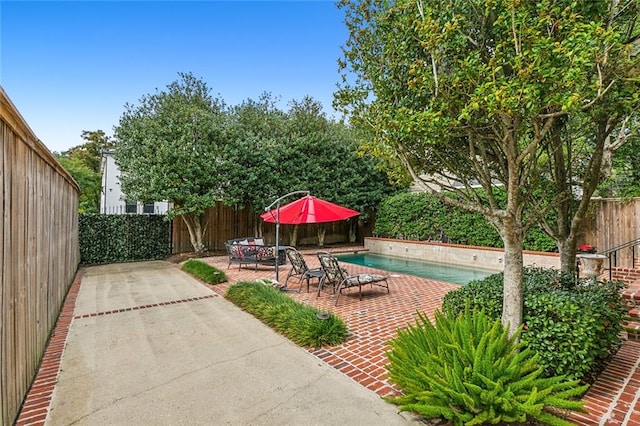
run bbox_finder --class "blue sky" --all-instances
[1,1,348,153]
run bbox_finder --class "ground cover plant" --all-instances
[225,282,347,348]
[442,268,628,382]
[386,309,588,425]
[180,259,227,284]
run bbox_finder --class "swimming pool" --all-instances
[336,253,497,285]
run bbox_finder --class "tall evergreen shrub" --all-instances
[374,192,556,251]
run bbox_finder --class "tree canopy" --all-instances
[114,72,228,252]
[56,129,114,213]
[114,75,403,252]
[335,0,640,333]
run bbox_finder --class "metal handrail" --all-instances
[597,237,640,280]
[598,237,640,256]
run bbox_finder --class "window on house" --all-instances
[143,203,155,214]
[125,201,137,214]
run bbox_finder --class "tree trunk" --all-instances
[317,224,326,247]
[558,236,578,273]
[501,225,524,337]
[181,212,206,253]
[349,220,357,243]
[290,225,299,246]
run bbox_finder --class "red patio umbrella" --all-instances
[261,193,360,284]
[260,195,360,224]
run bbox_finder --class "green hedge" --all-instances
[441,267,628,382]
[374,192,557,252]
[79,214,172,264]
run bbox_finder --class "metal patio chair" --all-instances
[317,252,389,306]
[284,247,325,293]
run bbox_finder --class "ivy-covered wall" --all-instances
[79,214,172,264]
[374,192,557,252]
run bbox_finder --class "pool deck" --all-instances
[203,245,640,425]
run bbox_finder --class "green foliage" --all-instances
[79,214,171,264]
[56,129,113,213]
[63,130,115,172]
[115,80,402,250]
[225,282,347,348]
[224,94,403,215]
[386,309,588,425]
[442,268,628,381]
[375,192,556,251]
[57,156,102,213]
[373,192,448,241]
[336,0,639,329]
[181,259,227,284]
[597,132,640,198]
[115,72,226,220]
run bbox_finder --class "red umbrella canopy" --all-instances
[260,195,360,225]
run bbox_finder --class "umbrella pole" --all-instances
[264,190,310,289]
[275,205,280,282]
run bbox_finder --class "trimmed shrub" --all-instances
[386,309,588,425]
[181,259,227,284]
[79,213,171,264]
[374,192,556,252]
[225,282,347,348]
[442,268,628,382]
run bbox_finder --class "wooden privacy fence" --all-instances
[172,198,640,259]
[582,197,640,268]
[1,87,80,425]
[172,203,375,253]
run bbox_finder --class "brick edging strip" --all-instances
[15,270,83,426]
[15,271,219,426]
[73,294,217,320]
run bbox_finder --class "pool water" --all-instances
[336,253,497,285]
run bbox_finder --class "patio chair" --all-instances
[317,252,389,306]
[284,247,325,293]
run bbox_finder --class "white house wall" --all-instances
[100,151,169,214]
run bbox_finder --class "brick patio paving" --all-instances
[203,246,640,426]
[16,247,640,425]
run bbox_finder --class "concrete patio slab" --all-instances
[45,261,415,425]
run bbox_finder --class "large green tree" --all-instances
[598,115,640,198]
[114,72,228,252]
[335,0,639,333]
[224,94,401,245]
[56,155,101,213]
[56,129,114,213]
[63,130,114,173]
[222,92,287,217]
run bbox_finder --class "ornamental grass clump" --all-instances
[225,282,347,348]
[386,309,588,426]
[181,259,227,284]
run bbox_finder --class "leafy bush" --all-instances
[79,213,172,264]
[442,268,628,382]
[225,282,347,348]
[386,309,588,425]
[373,192,448,241]
[181,259,227,284]
[374,192,556,252]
